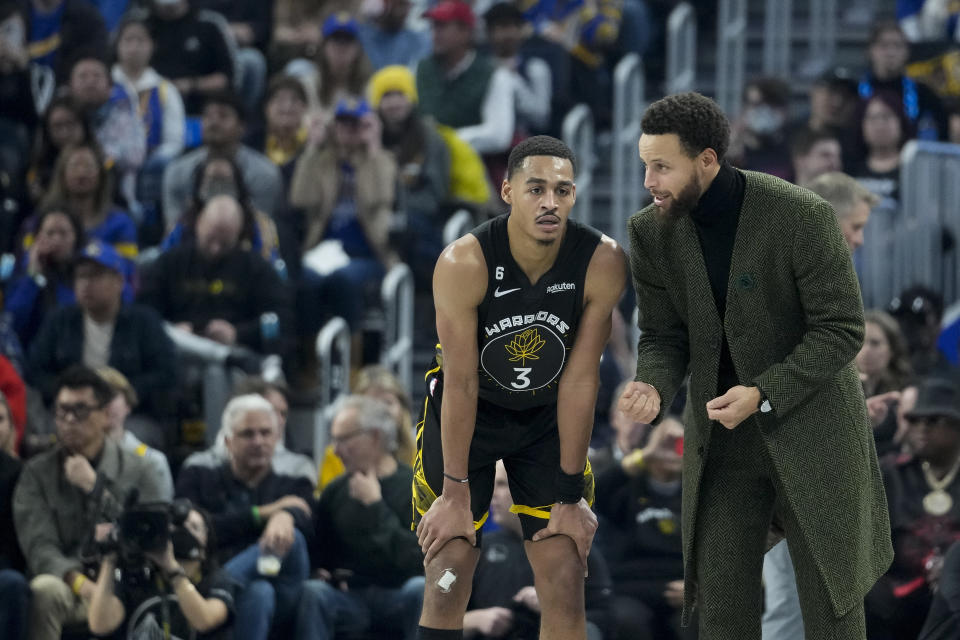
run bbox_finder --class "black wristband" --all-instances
[555,468,585,504]
[442,471,469,484]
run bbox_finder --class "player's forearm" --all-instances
[556,376,599,475]
[439,375,479,480]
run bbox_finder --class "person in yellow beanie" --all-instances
[370,65,491,209]
[369,64,453,290]
[368,65,491,291]
[370,65,450,220]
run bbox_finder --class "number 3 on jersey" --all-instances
[511,367,532,389]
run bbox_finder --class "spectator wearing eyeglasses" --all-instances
[12,366,168,640]
[295,395,424,640]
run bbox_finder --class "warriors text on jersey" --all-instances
[469,213,601,411]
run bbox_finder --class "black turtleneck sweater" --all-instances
[689,163,746,393]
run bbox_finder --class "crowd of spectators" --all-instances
[0,0,958,639]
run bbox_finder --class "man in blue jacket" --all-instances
[28,240,177,447]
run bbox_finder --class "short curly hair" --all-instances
[640,92,731,161]
[507,135,577,180]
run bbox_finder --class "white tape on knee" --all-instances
[436,568,457,593]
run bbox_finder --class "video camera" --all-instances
[99,491,193,564]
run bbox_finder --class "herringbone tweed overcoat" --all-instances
[627,170,894,621]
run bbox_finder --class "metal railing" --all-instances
[763,0,792,77]
[716,0,747,116]
[562,104,595,228]
[858,201,898,309]
[898,140,960,302]
[807,0,837,77]
[443,209,474,246]
[666,2,696,95]
[314,316,350,460]
[611,53,644,248]
[381,262,415,393]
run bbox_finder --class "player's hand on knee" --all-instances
[532,498,598,574]
[617,381,661,424]
[416,494,476,566]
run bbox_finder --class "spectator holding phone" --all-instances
[593,413,690,640]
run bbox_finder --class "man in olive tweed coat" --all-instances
[619,93,893,639]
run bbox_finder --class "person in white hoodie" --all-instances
[111,11,185,230]
[111,13,185,164]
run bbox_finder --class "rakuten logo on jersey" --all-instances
[545,282,575,294]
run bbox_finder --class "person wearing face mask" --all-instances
[87,503,239,640]
[728,77,794,181]
[162,91,283,228]
[161,155,284,272]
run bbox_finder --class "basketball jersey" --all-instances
[469,213,601,411]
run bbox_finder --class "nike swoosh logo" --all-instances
[493,287,521,298]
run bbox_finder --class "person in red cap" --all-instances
[416,0,515,156]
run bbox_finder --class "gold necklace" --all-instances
[921,456,960,516]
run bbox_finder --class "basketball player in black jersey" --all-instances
[412,136,626,640]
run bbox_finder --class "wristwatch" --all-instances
[758,390,772,414]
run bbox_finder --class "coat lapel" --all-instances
[671,215,721,329]
[723,174,760,337]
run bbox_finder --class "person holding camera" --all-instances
[12,366,168,640]
[88,505,237,639]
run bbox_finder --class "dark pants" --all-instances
[0,569,29,640]
[295,575,425,640]
[693,421,866,639]
[225,529,310,640]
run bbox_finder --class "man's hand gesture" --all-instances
[348,469,382,506]
[618,381,661,424]
[532,498,597,574]
[706,385,761,429]
[64,454,97,494]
